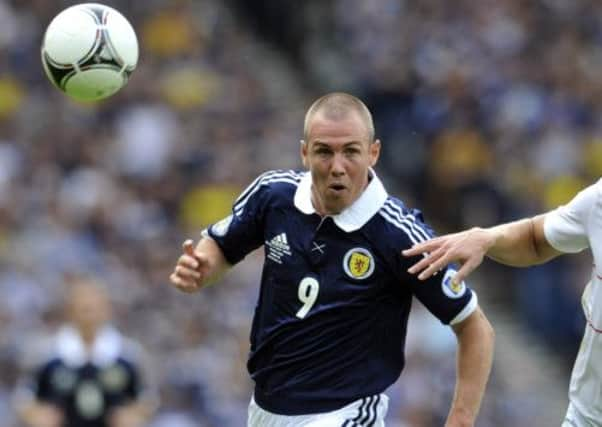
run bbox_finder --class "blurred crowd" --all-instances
[0,0,598,425]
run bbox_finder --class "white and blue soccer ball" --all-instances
[41,3,139,101]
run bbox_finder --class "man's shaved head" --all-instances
[303,92,375,142]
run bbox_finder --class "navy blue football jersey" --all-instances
[28,327,145,427]
[35,358,140,427]
[206,170,477,415]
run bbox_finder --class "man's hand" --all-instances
[169,239,212,293]
[402,227,495,284]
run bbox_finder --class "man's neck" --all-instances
[310,188,329,217]
[79,328,99,348]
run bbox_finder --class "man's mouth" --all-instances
[328,184,346,192]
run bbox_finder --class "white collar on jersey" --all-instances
[294,168,388,232]
[55,324,123,368]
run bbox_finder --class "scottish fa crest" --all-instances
[343,248,375,279]
[441,269,466,299]
[211,215,233,237]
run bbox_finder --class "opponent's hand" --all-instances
[402,227,494,284]
[169,239,211,293]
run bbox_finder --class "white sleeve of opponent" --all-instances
[543,181,599,253]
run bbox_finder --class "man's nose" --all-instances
[331,153,345,176]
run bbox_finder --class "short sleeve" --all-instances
[12,360,57,413]
[205,174,271,264]
[121,340,159,405]
[388,204,477,325]
[410,266,477,325]
[33,362,57,402]
[120,359,142,400]
[543,182,598,253]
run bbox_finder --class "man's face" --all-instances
[68,285,111,335]
[301,111,380,215]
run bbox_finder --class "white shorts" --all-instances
[248,394,389,427]
[562,402,599,427]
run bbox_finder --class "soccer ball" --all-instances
[41,3,138,102]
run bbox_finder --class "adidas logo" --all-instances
[265,233,292,264]
[270,233,289,250]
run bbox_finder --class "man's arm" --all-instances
[445,307,494,427]
[169,236,230,293]
[402,214,562,284]
[16,401,64,427]
[109,400,156,427]
[481,215,561,266]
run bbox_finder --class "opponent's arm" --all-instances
[403,214,562,284]
[481,215,561,266]
[169,236,230,293]
[445,307,494,427]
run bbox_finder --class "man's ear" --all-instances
[300,140,309,168]
[369,139,381,167]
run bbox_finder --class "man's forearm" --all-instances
[447,308,494,427]
[110,400,156,427]
[486,215,559,267]
[17,401,63,427]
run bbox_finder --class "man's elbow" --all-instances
[481,314,495,346]
[454,307,495,344]
[475,311,495,357]
[477,309,494,339]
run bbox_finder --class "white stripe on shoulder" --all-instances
[234,171,301,216]
[381,204,426,244]
[383,200,431,242]
[379,209,423,245]
[235,170,301,205]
